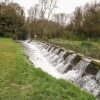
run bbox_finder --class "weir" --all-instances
[20,40,100,98]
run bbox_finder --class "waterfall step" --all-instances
[20,40,100,98]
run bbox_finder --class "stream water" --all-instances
[20,40,100,98]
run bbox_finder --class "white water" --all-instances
[21,40,100,97]
[80,75,100,96]
[22,41,62,79]
[56,54,77,74]
[62,58,91,83]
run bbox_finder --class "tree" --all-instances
[28,4,39,39]
[53,13,69,37]
[72,7,83,35]
[67,1,100,39]
[0,2,28,39]
[27,0,57,39]
[82,2,100,39]
[39,0,57,37]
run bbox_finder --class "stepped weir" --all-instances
[20,40,100,99]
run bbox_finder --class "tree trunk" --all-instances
[40,28,43,38]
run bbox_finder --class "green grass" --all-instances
[45,38,100,59]
[0,38,95,100]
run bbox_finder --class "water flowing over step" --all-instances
[20,40,100,98]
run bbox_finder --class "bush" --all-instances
[61,31,81,40]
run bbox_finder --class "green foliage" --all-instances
[0,2,28,40]
[61,31,79,40]
[0,38,95,100]
[67,1,100,39]
[0,32,10,37]
[17,25,29,40]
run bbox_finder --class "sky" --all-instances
[13,0,95,16]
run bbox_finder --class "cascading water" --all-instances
[22,41,62,79]
[79,70,100,97]
[62,58,91,82]
[56,54,77,74]
[48,48,60,60]
[96,71,100,83]
[52,51,67,66]
[20,40,100,98]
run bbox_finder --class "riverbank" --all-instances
[0,38,95,100]
[42,38,100,60]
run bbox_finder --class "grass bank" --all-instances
[0,38,95,100]
[44,38,100,60]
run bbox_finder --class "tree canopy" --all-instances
[0,1,28,40]
[27,1,100,40]
[0,0,100,40]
